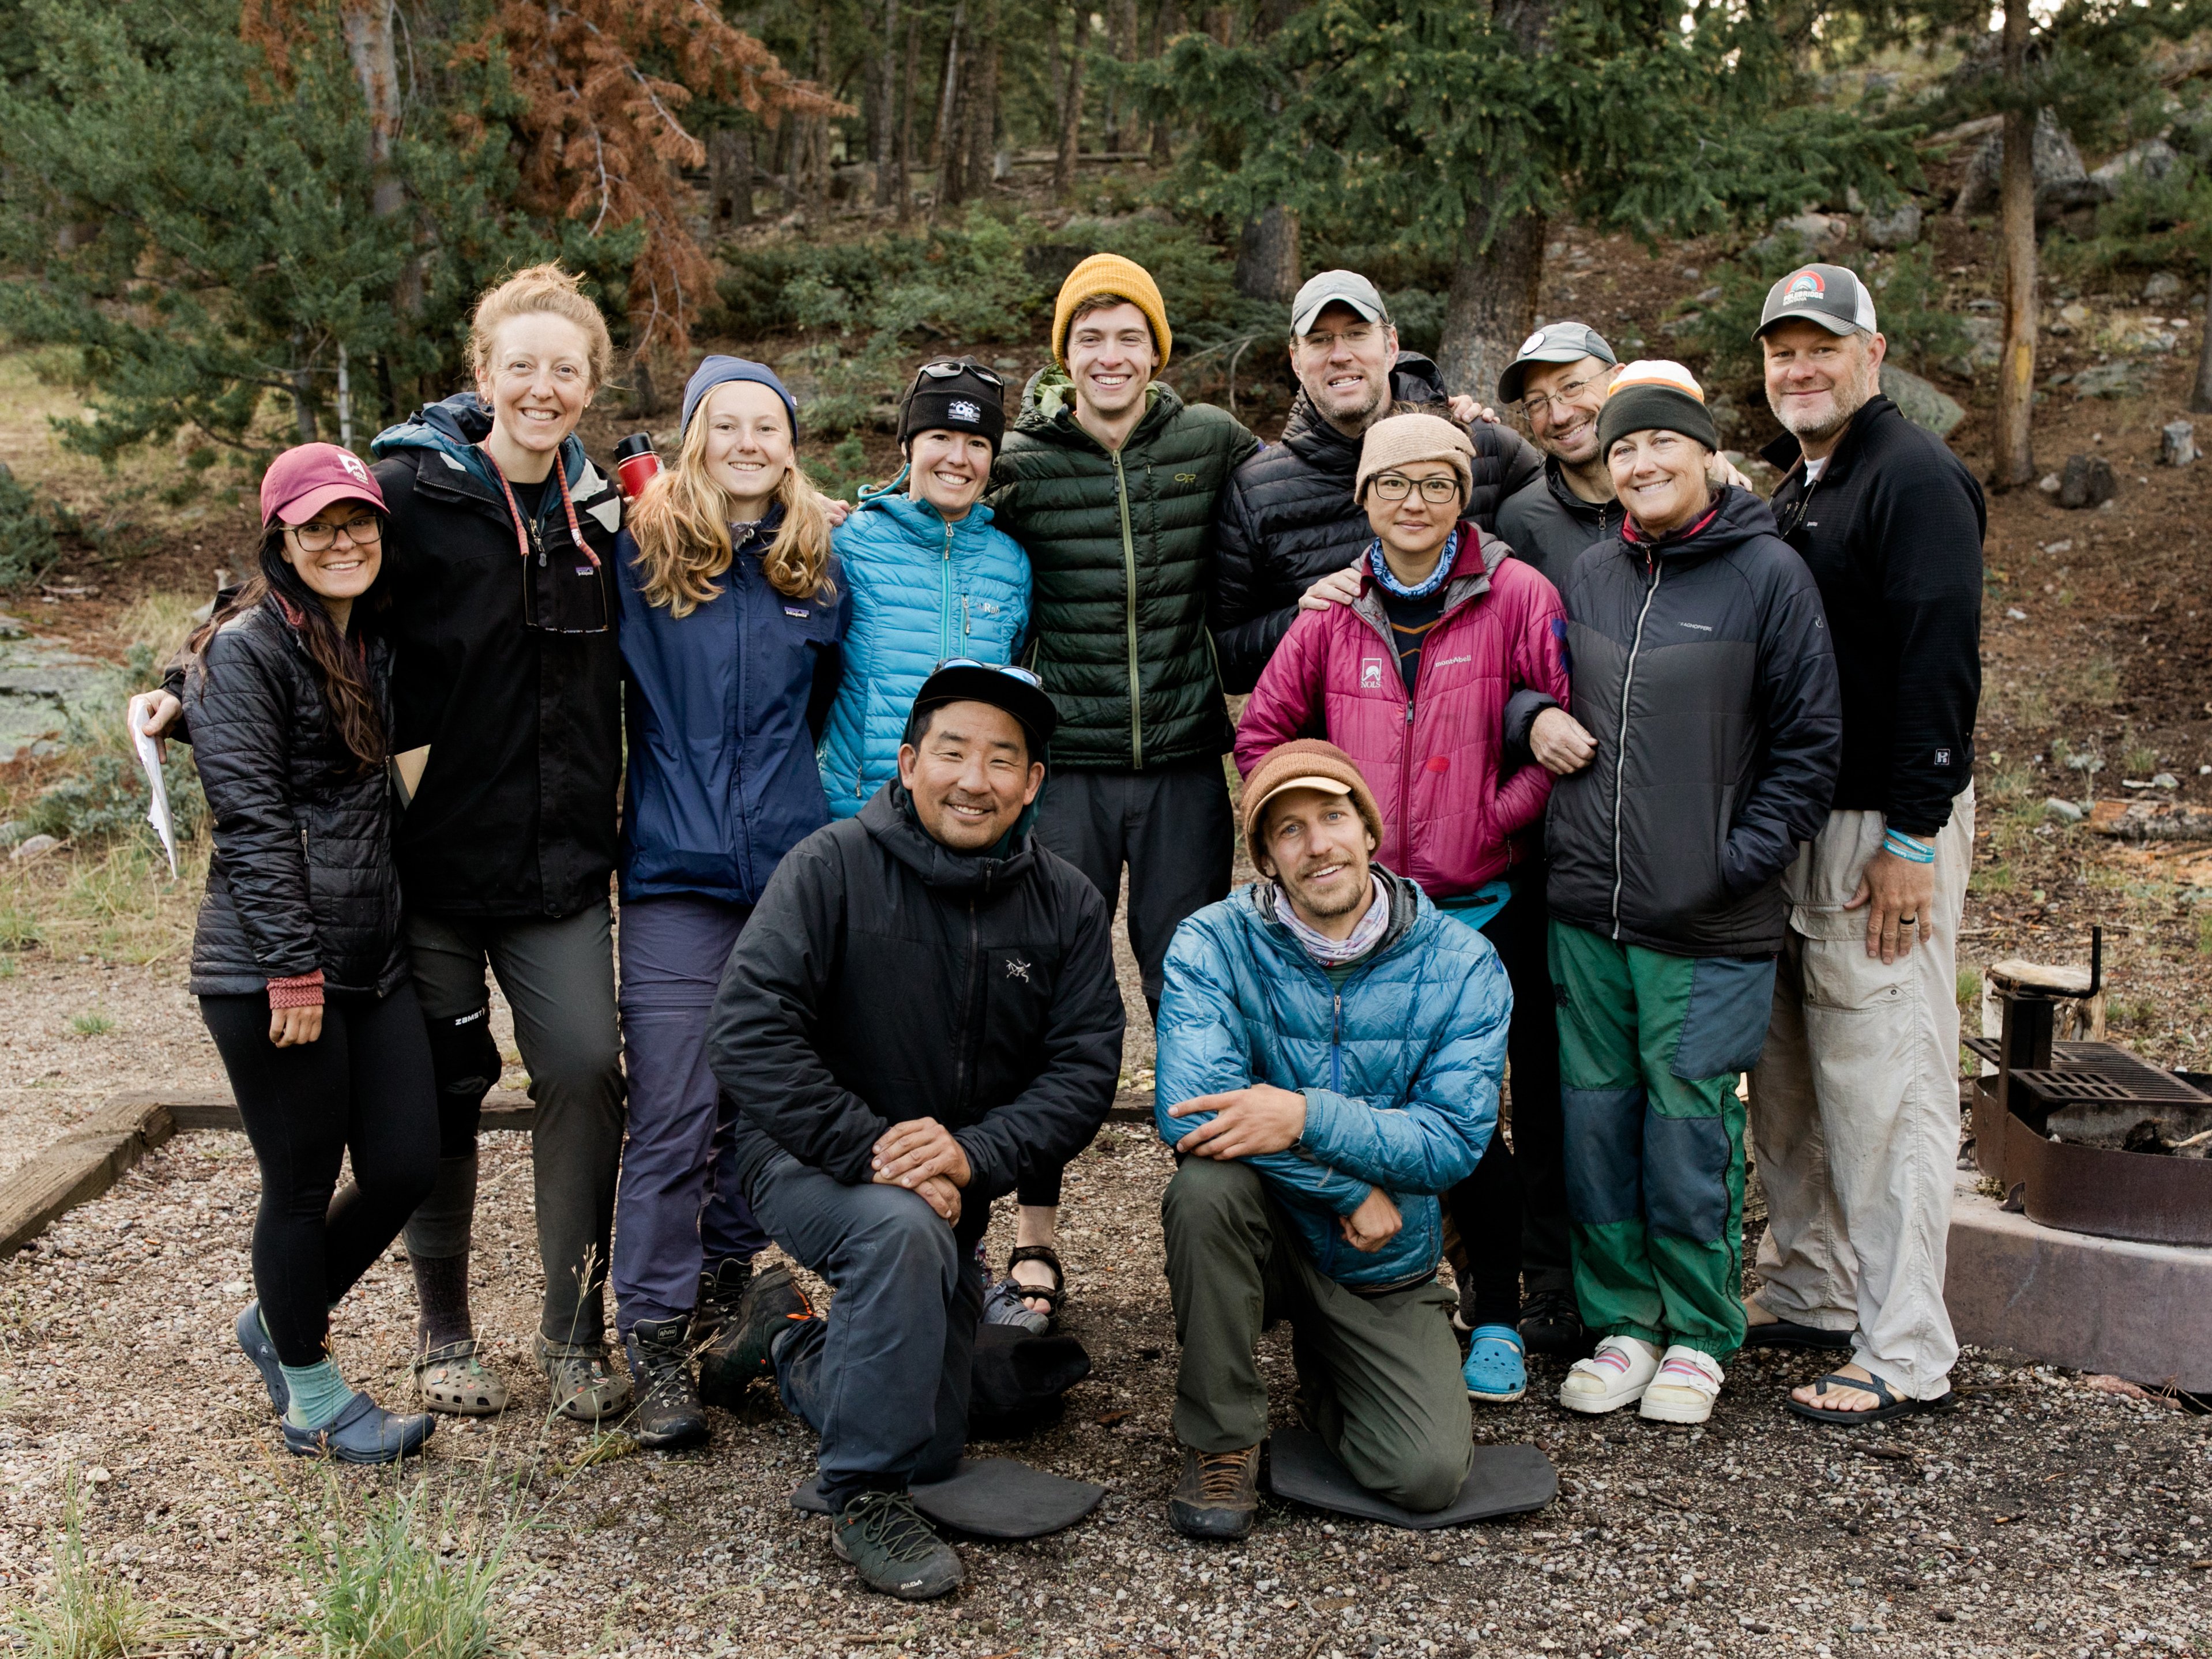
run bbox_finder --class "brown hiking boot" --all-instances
[1169,1443,1262,1540]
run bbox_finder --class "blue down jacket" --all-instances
[816,483,1030,819]
[616,511,850,905]
[1154,868,1510,1291]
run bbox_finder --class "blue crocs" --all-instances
[1463,1323,1528,1404]
[281,1392,435,1464]
[235,1302,288,1414]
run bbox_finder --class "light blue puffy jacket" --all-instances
[1154,870,1509,1291]
[817,481,1032,819]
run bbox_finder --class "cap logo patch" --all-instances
[339,452,369,481]
[1785,269,1826,303]
[950,398,981,424]
[1519,331,1548,357]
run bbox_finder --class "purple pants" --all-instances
[611,893,770,1337]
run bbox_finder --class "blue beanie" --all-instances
[680,356,799,439]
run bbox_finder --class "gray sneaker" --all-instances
[832,1489,965,1600]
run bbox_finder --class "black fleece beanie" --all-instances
[898,360,1006,457]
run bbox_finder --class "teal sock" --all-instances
[280,1359,355,1432]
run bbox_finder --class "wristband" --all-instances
[267,970,325,1009]
[1882,829,1935,865]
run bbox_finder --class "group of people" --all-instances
[136,245,1984,1601]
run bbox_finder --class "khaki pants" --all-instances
[1748,788,1973,1400]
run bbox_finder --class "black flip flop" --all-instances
[1741,1318,1853,1352]
[1787,1370,1953,1426]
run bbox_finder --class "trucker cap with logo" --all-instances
[1755,262,1879,339]
[1497,321,1619,405]
[1290,270,1392,337]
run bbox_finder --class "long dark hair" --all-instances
[183,520,389,772]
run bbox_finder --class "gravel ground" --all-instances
[3,1118,2210,1659]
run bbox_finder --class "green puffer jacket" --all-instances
[989,371,1260,770]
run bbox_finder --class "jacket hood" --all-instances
[849,477,1000,539]
[370,391,590,499]
[860,783,1041,895]
[1237,863,1428,968]
[1016,365,1182,442]
[1621,483,1781,563]
[1279,349,1454,460]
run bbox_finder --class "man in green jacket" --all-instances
[985,252,1261,1320]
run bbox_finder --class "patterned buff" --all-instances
[1366,528,1459,599]
[1274,875,1390,968]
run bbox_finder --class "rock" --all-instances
[1755,212,1849,261]
[2145,271,2187,302]
[0,633,114,764]
[2091,138,2179,189]
[1957,112,2106,219]
[9,833,60,863]
[2059,300,2093,329]
[1967,296,2000,312]
[2045,798,2085,823]
[2069,360,2144,399]
[2154,772,2180,789]
[1864,200,1924,249]
[2058,454,2117,507]
[1879,363,1965,436]
[2086,799,2212,840]
[1943,315,2005,378]
[0,613,25,640]
[2161,420,2198,466]
[2037,473,2061,493]
[0,819,22,845]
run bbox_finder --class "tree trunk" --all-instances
[1149,0,1181,164]
[932,0,966,175]
[339,1,401,217]
[1103,0,1138,152]
[1234,205,1300,302]
[896,12,920,220]
[709,126,756,227]
[1054,4,1085,202]
[961,0,1002,201]
[873,0,901,208]
[2192,271,2212,412]
[1992,3,2038,488]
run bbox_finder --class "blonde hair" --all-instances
[627,411,836,616]
[467,264,614,391]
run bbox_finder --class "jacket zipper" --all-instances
[1111,450,1143,768]
[1610,554,1664,939]
[1351,576,1472,889]
[938,517,955,664]
[1330,991,1343,1092]
[954,896,981,1112]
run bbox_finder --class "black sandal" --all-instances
[999,1244,1066,1326]
[1786,1370,1953,1427]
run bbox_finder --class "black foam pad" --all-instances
[1264,1429,1557,1531]
[789,1458,1106,1540]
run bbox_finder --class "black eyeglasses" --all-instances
[1370,473,1464,505]
[915,359,1004,387]
[936,657,1043,687]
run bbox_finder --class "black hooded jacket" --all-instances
[1545,487,1842,958]
[1495,457,1625,592]
[1211,352,1543,693]
[708,783,1126,1244]
[186,601,407,998]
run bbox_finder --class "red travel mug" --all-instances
[615,433,661,502]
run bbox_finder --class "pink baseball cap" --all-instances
[259,442,386,528]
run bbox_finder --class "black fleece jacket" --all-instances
[1762,396,1984,836]
[708,784,1125,1245]
[1210,352,1542,693]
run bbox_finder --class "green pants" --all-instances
[1550,921,1775,1358]
[1161,1157,1472,1513]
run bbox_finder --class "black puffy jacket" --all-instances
[708,784,1126,1246]
[186,601,406,998]
[1545,487,1842,958]
[1210,352,1542,693]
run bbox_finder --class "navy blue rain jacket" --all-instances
[616,513,851,905]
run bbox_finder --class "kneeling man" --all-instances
[1155,739,1510,1539]
[709,663,1124,1598]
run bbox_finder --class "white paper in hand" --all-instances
[129,706,178,877]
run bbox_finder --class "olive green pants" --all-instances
[1161,1156,1472,1513]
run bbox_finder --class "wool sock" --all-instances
[280,1359,355,1432]
[411,1251,475,1355]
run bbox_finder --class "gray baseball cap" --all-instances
[1755,262,1878,338]
[1291,270,1391,337]
[1497,322,1617,404]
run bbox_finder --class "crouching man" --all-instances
[708,663,1124,1599]
[1154,739,1510,1540]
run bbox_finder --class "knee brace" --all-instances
[426,1005,501,1157]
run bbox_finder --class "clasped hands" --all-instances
[1168,1084,1402,1254]
[870,1116,970,1224]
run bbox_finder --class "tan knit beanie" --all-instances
[1353,413,1474,504]
[1241,739,1386,869]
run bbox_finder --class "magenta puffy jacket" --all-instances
[1234,526,1571,897]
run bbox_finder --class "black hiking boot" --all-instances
[698,1264,812,1408]
[832,1489,964,1600]
[1169,1444,1262,1540]
[690,1257,751,1351]
[1519,1288,1590,1359]
[623,1316,708,1451]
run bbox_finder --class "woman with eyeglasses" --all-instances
[1235,412,1572,1410]
[606,357,846,1448]
[183,445,437,1462]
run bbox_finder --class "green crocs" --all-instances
[413,1339,507,1417]
[535,1335,633,1423]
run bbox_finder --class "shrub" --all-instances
[4,1471,157,1659]
[0,461,65,592]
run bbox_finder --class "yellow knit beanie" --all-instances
[1051,253,1173,368]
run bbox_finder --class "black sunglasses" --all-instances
[915,359,1004,388]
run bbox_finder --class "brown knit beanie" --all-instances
[1241,739,1386,870]
[1353,413,1474,505]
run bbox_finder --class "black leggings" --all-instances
[201,985,439,1367]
